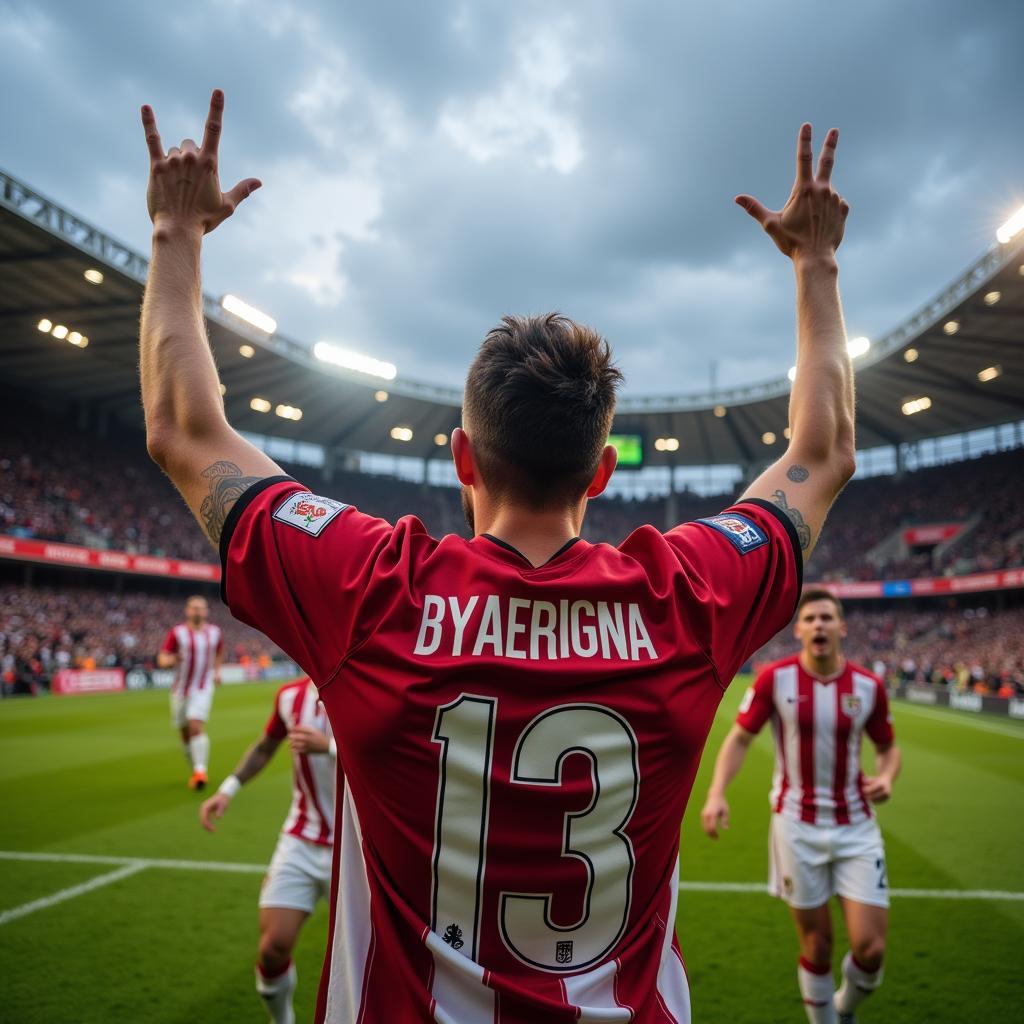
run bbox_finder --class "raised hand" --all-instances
[736,123,849,260]
[141,89,261,235]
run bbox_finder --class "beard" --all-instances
[461,486,475,535]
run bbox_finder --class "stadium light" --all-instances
[83,269,104,285]
[239,344,255,359]
[434,433,448,446]
[221,294,277,334]
[219,383,227,395]
[783,426,792,440]
[847,336,871,358]
[996,204,1024,244]
[313,341,397,381]
[390,426,413,442]
[250,397,272,413]
[762,431,776,445]
[943,320,959,336]
[983,290,1001,306]
[713,404,727,418]
[787,366,797,382]
[374,390,389,402]
[37,318,52,332]
[904,348,919,363]
[977,365,1002,383]
[901,396,932,416]
[68,331,82,345]
[654,437,679,452]
[275,404,303,421]
[52,324,68,340]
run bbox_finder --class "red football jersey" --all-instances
[222,478,802,1024]
[736,656,894,827]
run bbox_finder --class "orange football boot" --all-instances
[188,770,208,791]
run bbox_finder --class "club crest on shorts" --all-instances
[841,694,863,717]
[696,513,767,555]
[272,492,348,537]
[555,940,574,964]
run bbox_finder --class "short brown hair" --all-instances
[797,587,844,619]
[463,313,623,508]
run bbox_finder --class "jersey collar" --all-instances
[478,534,583,569]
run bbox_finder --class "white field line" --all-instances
[892,699,1024,740]
[2,850,1022,902]
[0,862,147,926]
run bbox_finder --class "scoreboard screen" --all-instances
[608,433,644,467]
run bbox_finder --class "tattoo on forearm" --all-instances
[771,488,812,551]
[235,737,277,784]
[199,461,262,544]
[786,464,809,483]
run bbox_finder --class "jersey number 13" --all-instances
[431,694,640,973]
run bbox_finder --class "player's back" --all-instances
[223,482,802,1022]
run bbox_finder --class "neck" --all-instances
[478,503,582,568]
[800,650,844,679]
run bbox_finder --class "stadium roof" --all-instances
[2,166,1022,470]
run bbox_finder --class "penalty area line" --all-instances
[0,862,147,927]
[2,851,1022,903]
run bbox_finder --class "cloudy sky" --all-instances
[3,0,1022,395]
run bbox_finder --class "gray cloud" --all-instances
[2,0,1021,395]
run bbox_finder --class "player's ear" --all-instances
[451,427,476,487]
[585,444,618,498]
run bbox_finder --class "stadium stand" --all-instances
[0,581,277,694]
[753,604,1024,695]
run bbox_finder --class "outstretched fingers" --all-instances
[816,128,839,183]
[223,177,262,211]
[141,105,164,163]
[735,194,772,226]
[795,122,813,184]
[201,89,225,156]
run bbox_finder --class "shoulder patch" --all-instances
[695,513,767,555]
[272,491,348,537]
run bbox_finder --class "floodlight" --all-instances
[222,294,277,334]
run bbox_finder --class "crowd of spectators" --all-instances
[753,604,1024,697]
[3,408,1022,582]
[0,583,276,695]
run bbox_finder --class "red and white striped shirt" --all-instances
[737,656,894,826]
[161,623,222,696]
[265,677,336,846]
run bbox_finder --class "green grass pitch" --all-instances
[1,678,1022,1022]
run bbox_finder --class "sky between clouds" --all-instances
[2,0,1022,395]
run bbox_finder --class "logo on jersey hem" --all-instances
[696,513,767,554]
[272,492,348,537]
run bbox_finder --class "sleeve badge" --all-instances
[272,492,348,537]
[695,513,768,555]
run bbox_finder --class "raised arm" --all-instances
[737,124,856,559]
[139,89,282,548]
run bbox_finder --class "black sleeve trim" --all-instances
[218,475,298,605]
[740,497,805,619]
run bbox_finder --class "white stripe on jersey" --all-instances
[277,682,335,845]
[769,663,802,821]
[426,928,495,1024]
[565,957,630,1022]
[654,864,691,1024]
[324,785,373,1024]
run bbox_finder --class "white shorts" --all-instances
[259,833,333,915]
[769,814,889,910]
[170,685,214,728]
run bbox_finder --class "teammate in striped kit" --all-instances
[201,675,337,1024]
[140,92,858,1022]
[158,594,223,790]
[700,589,902,1024]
